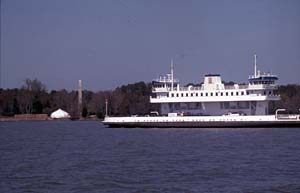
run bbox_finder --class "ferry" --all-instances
[103,54,300,128]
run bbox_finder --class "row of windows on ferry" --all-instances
[168,90,273,97]
[250,81,275,85]
[168,101,250,110]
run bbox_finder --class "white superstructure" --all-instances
[103,54,300,128]
[150,54,280,116]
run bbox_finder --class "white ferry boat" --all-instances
[103,55,300,128]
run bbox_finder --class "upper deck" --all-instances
[151,54,280,103]
[152,83,277,93]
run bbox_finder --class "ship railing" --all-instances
[275,109,300,120]
[179,87,203,91]
[277,114,299,120]
[224,85,247,90]
[180,85,250,91]
[152,87,170,92]
[179,84,277,91]
[248,84,277,89]
[153,78,179,83]
[189,87,203,91]
[153,85,279,93]
[249,73,277,79]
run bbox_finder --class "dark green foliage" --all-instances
[82,107,88,118]
[269,84,300,114]
[115,82,153,116]
[32,99,43,114]
[0,79,157,118]
[12,98,20,114]
[96,110,104,119]
[278,84,300,98]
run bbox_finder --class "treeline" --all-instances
[0,79,157,119]
[0,79,299,118]
[269,84,300,114]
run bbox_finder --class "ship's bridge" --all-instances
[247,54,278,90]
[152,74,179,93]
[248,72,278,85]
[247,71,278,91]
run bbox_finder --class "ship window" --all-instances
[181,93,184,97]
[191,93,194,97]
[186,93,188,97]
[201,93,203,96]
[196,93,198,97]
[224,102,230,109]
[197,102,201,109]
[211,93,213,96]
[269,91,272,95]
[238,101,249,109]
[221,92,223,96]
[176,93,179,97]
[216,93,218,96]
[226,92,228,96]
[246,91,249,95]
[231,92,233,96]
[171,93,174,97]
[206,93,208,96]
[236,92,239,96]
[241,91,244,95]
[263,91,266,95]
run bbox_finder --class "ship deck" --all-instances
[103,115,300,128]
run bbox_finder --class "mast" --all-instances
[254,53,257,78]
[171,58,174,91]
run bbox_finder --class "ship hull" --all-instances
[103,115,300,128]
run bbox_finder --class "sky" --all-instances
[1,0,300,91]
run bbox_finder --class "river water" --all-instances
[0,121,300,193]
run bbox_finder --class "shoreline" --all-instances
[0,115,100,122]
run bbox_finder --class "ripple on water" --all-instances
[1,122,300,193]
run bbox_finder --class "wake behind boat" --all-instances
[103,54,300,128]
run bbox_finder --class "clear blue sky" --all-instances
[1,0,300,91]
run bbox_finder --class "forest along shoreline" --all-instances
[1,78,300,121]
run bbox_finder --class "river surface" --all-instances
[0,121,300,193]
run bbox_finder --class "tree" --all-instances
[82,106,88,118]
[12,98,20,114]
[22,78,47,92]
[32,98,43,114]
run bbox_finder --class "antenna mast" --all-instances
[254,53,257,77]
[171,58,174,91]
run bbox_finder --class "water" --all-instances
[0,121,300,193]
